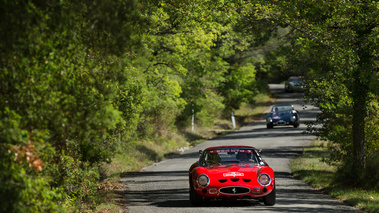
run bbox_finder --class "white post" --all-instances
[192,108,194,132]
[231,111,236,130]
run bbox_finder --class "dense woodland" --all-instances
[1,0,378,212]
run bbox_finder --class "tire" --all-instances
[267,123,273,129]
[263,185,276,206]
[190,185,204,206]
[293,123,299,128]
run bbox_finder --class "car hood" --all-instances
[203,164,263,177]
[271,112,292,119]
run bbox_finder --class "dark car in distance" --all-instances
[266,105,300,128]
[285,76,305,92]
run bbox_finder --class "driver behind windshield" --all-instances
[236,152,255,162]
[206,152,221,164]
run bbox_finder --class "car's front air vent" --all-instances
[242,179,251,182]
[219,187,250,195]
[218,179,227,183]
[231,178,239,182]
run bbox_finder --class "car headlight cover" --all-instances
[258,173,271,186]
[291,115,296,122]
[197,174,210,188]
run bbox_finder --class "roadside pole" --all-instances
[192,108,194,132]
[231,111,236,130]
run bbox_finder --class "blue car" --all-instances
[266,105,300,128]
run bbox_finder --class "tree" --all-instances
[0,0,148,210]
[239,0,379,184]
[141,0,267,127]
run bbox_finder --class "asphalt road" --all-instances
[120,84,364,213]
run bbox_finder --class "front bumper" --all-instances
[194,183,274,199]
[270,120,297,126]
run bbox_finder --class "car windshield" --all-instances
[272,105,293,112]
[288,76,303,81]
[200,149,259,166]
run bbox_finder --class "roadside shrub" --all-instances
[365,153,379,189]
[43,153,101,211]
[0,157,66,213]
[0,109,66,212]
[334,153,379,190]
[195,92,225,127]
[304,79,379,189]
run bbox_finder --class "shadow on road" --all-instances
[122,170,359,212]
[260,146,307,159]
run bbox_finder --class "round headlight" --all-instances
[291,115,296,122]
[197,174,209,188]
[258,173,271,186]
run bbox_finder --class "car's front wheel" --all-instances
[263,185,276,206]
[190,185,204,206]
[293,123,299,128]
[267,123,273,129]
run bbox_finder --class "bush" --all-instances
[0,110,66,212]
[0,158,66,213]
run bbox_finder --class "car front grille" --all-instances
[219,186,250,195]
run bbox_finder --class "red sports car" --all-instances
[189,146,275,206]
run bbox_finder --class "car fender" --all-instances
[257,166,275,186]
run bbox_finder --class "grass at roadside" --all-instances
[186,93,275,147]
[95,134,189,212]
[290,140,379,213]
[234,93,275,123]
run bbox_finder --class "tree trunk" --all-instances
[351,69,368,171]
[352,92,366,170]
[351,25,374,172]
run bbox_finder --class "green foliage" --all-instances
[43,153,101,211]
[303,78,353,162]
[366,99,379,155]
[0,109,66,212]
[1,0,146,210]
[195,92,225,127]
[243,0,379,186]
[7,0,379,209]
[140,0,269,128]
[222,63,258,110]
[291,140,379,213]
[0,158,66,213]
[0,0,277,209]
